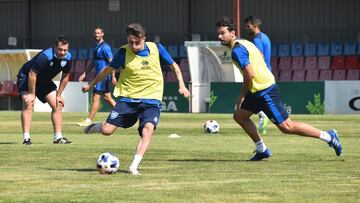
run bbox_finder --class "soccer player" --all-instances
[216,17,342,160]
[77,26,116,126]
[82,23,190,174]
[244,15,271,134]
[17,35,73,145]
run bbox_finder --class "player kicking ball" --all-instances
[82,23,190,175]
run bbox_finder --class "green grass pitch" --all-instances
[0,112,359,202]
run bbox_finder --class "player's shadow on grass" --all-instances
[0,142,17,145]
[47,168,129,174]
[166,158,249,162]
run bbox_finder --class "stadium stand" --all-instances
[346,69,360,80]
[179,45,187,58]
[319,70,332,80]
[270,57,278,70]
[278,43,290,57]
[305,70,319,81]
[272,70,279,81]
[304,56,317,70]
[331,56,345,69]
[167,45,179,59]
[344,42,356,55]
[271,44,278,57]
[292,70,305,81]
[332,69,346,80]
[68,48,77,60]
[290,43,303,56]
[345,56,358,69]
[304,43,316,56]
[278,57,291,70]
[77,48,88,60]
[330,42,343,56]
[279,70,292,81]
[317,42,330,56]
[291,56,304,70]
[0,80,17,97]
[317,56,331,70]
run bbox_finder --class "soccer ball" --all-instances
[203,120,220,134]
[96,152,120,174]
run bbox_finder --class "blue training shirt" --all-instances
[232,43,250,69]
[93,41,113,74]
[109,42,174,105]
[253,32,271,71]
[18,47,72,83]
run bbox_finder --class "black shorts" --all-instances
[106,101,161,136]
[17,75,57,103]
[241,84,289,125]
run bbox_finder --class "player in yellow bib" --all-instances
[82,23,190,175]
[216,17,342,161]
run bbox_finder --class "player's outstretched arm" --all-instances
[82,66,114,93]
[169,62,190,97]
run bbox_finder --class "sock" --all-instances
[319,131,331,143]
[255,140,267,153]
[54,132,63,141]
[85,118,92,123]
[259,111,267,118]
[23,132,30,140]
[129,154,143,170]
[89,123,102,133]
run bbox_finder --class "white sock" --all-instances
[319,131,331,143]
[54,132,63,140]
[255,140,267,153]
[129,154,143,170]
[23,132,30,140]
[259,111,267,118]
[85,118,92,123]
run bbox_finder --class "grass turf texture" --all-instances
[0,112,359,202]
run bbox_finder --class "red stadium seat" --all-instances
[291,56,304,70]
[332,70,346,80]
[317,56,331,70]
[304,57,317,70]
[0,80,17,97]
[345,56,358,69]
[279,70,292,81]
[306,70,319,81]
[331,56,345,70]
[292,70,305,81]
[319,70,332,80]
[270,57,278,70]
[346,69,360,80]
[278,57,291,70]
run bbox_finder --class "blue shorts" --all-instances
[93,75,111,94]
[17,74,57,103]
[241,84,289,125]
[106,101,161,136]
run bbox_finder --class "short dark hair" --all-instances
[54,35,69,46]
[244,15,262,27]
[94,26,104,33]
[216,17,237,32]
[126,23,145,38]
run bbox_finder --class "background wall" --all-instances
[0,0,359,49]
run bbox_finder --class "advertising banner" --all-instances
[210,82,325,114]
[325,81,360,114]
